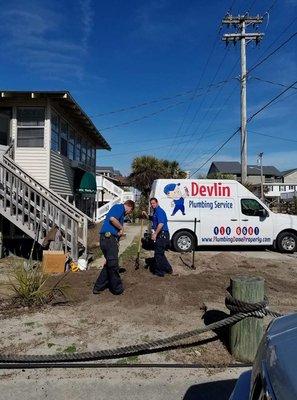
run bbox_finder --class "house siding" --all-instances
[283,171,297,184]
[50,150,74,196]
[14,148,48,186]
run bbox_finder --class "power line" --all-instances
[189,79,297,176]
[104,129,232,157]
[166,18,225,158]
[98,80,229,131]
[89,88,202,118]
[247,31,297,75]
[266,0,278,14]
[250,130,297,143]
[110,128,231,146]
[247,0,257,12]
[189,129,240,176]
[252,76,297,90]
[171,48,232,160]
[179,65,239,166]
[247,80,297,122]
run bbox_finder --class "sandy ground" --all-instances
[0,225,297,398]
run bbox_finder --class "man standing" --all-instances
[143,197,172,277]
[93,200,135,295]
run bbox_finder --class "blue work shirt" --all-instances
[100,204,125,236]
[152,206,169,232]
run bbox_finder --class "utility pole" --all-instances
[222,14,264,184]
[257,152,264,201]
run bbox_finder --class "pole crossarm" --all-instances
[222,15,264,25]
[222,33,264,42]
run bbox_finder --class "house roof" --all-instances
[281,168,297,177]
[210,161,241,174]
[0,90,111,150]
[96,166,115,172]
[209,161,282,177]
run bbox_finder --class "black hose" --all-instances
[0,362,253,370]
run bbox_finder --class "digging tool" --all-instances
[24,219,41,271]
[135,218,144,270]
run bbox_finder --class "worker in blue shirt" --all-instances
[93,200,135,295]
[142,197,172,277]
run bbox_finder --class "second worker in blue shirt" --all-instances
[143,197,172,277]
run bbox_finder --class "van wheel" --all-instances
[277,231,297,253]
[172,231,195,253]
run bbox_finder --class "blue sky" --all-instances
[0,0,296,176]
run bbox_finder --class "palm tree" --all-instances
[128,156,187,197]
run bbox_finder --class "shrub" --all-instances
[6,263,48,306]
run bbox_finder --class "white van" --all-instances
[149,179,297,253]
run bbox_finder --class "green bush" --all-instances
[6,264,48,306]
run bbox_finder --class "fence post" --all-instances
[230,275,264,362]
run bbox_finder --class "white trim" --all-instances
[45,99,51,187]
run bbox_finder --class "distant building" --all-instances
[207,161,282,184]
[265,169,297,200]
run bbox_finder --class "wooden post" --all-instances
[230,276,265,362]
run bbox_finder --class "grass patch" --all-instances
[64,344,77,353]
[90,247,103,260]
[24,321,35,327]
[120,241,139,263]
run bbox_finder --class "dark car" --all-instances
[230,312,297,400]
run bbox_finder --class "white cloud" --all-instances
[79,0,94,51]
[0,1,94,83]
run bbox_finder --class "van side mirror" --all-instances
[259,209,268,218]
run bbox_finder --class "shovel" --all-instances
[135,218,144,270]
[24,220,41,271]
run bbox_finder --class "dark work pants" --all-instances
[94,235,123,295]
[153,231,172,276]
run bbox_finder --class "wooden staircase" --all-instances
[0,145,90,260]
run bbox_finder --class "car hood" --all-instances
[264,313,297,399]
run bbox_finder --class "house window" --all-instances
[87,146,92,166]
[92,147,96,168]
[68,128,75,160]
[60,119,68,157]
[0,107,12,146]
[280,186,286,191]
[51,112,60,151]
[289,186,295,190]
[75,137,81,161]
[17,107,45,147]
[81,141,87,163]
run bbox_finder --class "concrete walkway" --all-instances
[0,366,247,400]
[94,224,142,268]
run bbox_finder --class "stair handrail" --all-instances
[96,175,124,197]
[96,197,121,221]
[3,142,92,222]
[0,160,81,223]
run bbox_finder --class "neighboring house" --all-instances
[282,168,297,184]
[265,169,297,199]
[207,161,282,184]
[95,166,140,221]
[207,161,297,201]
[96,166,122,182]
[0,90,110,258]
